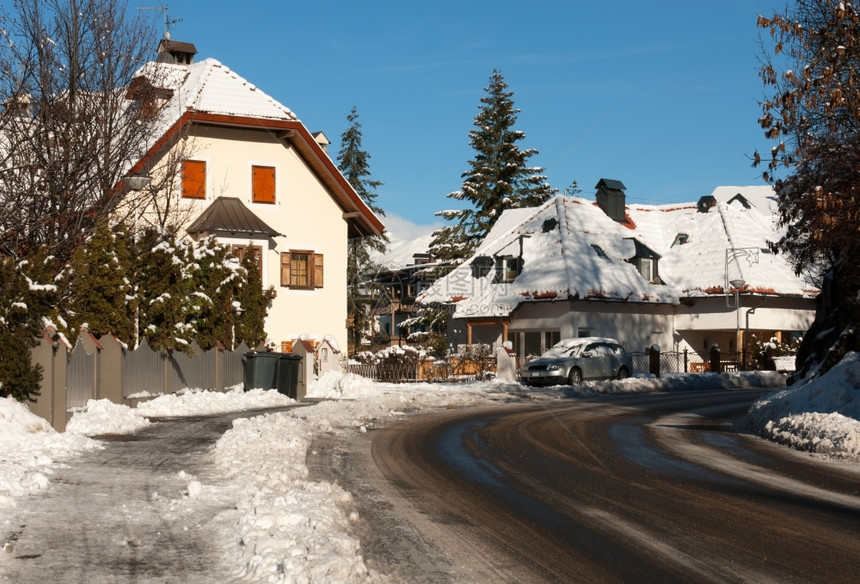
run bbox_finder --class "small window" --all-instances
[591,244,607,258]
[181,160,206,199]
[281,251,324,289]
[252,165,276,204]
[494,256,522,283]
[470,256,494,279]
[672,233,689,246]
[291,252,311,288]
[638,258,654,282]
[231,244,263,279]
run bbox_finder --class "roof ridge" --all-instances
[555,196,579,292]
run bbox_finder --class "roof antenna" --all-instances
[138,4,182,39]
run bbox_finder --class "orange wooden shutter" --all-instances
[182,160,206,199]
[252,165,276,203]
[313,253,324,288]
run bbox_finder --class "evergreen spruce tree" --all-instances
[191,238,243,350]
[430,70,556,263]
[0,250,58,401]
[62,222,135,343]
[134,228,197,354]
[337,106,389,351]
[234,248,275,349]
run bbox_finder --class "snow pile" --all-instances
[211,376,555,583]
[66,399,152,436]
[598,370,787,393]
[0,397,99,507]
[743,352,860,458]
[307,370,381,399]
[214,412,385,583]
[136,386,294,417]
[62,387,296,438]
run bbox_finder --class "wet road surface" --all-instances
[313,389,860,583]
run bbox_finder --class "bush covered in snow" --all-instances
[354,345,425,382]
[747,334,802,370]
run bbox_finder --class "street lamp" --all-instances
[730,278,746,361]
[123,174,152,191]
[123,173,152,239]
[232,304,245,351]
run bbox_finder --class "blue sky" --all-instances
[148,0,784,239]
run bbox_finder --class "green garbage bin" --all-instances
[243,351,280,390]
[275,353,303,398]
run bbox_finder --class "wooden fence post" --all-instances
[96,334,124,404]
[30,328,71,431]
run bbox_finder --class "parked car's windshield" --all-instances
[542,341,586,359]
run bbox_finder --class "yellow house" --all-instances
[123,40,384,351]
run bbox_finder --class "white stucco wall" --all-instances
[452,300,676,355]
[149,125,349,350]
[510,301,676,353]
[673,295,815,333]
[672,295,815,355]
[454,293,814,360]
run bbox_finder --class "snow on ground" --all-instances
[0,398,100,508]
[0,363,857,582]
[741,352,860,457]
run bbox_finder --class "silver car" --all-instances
[518,337,632,386]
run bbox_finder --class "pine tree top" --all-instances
[431,69,556,262]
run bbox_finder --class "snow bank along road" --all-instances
[0,407,293,584]
[312,389,860,583]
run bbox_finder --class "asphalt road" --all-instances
[312,389,860,583]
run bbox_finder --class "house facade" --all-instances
[374,252,441,344]
[419,180,817,362]
[123,40,384,351]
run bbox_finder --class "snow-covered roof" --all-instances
[378,231,436,271]
[137,58,297,131]
[418,189,817,319]
[708,185,778,215]
[126,53,384,239]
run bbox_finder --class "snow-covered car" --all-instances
[518,337,632,386]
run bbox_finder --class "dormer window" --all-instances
[624,237,662,283]
[591,244,607,258]
[494,256,522,283]
[412,253,434,265]
[470,256,494,279]
[638,258,655,282]
[672,233,689,246]
[697,195,717,213]
[727,193,752,209]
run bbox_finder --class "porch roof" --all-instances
[186,196,280,238]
